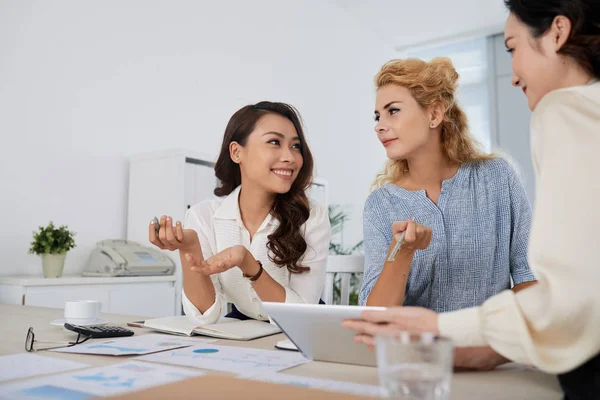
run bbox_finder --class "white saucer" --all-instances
[50,318,109,327]
[275,339,298,351]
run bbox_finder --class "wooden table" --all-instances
[0,304,562,399]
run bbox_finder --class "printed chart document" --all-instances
[49,334,216,356]
[138,343,310,374]
[0,361,203,400]
[143,315,281,340]
[0,354,87,383]
[241,373,384,398]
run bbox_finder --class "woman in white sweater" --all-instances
[344,0,600,398]
[150,101,330,324]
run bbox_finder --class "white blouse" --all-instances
[182,186,331,325]
[438,80,600,374]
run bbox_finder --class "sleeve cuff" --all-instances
[438,306,487,347]
[182,289,221,326]
[511,269,537,285]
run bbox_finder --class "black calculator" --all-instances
[64,323,135,338]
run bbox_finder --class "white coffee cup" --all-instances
[64,300,102,324]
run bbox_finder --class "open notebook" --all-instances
[142,316,281,341]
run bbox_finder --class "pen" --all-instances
[153,216,160,236]
[387,231,406,262]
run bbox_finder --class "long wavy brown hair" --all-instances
[213,101,314,273]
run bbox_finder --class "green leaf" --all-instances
[328,204,363,256]
[28,221,76,255]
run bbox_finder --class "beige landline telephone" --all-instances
[82,239,175,277]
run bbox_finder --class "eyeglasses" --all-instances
[25,327,91,352]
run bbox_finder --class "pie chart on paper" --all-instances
[193,348,219,354]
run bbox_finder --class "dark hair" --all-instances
[213,101,314,273]
[504,0,600,78]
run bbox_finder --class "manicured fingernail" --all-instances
[150,220,155,224]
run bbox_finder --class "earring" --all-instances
[430,123,435,128]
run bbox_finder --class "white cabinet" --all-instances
[185,158,219,209]
[0,276,176,318]
[127,149,219,316]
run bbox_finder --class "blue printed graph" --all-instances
[193,348,219,354]
[18,385,94,400]
[74,372,119,382]
[141,345,309,374]
[158,342,183,347]
[87,344,147,353]
[103,378,136,388]
[74,372,137,388]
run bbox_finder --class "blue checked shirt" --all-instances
[359,158,536,312]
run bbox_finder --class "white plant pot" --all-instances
[41,253,67,278]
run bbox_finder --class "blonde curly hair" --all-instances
[373,57,494,189]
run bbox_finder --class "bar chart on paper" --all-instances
[0,361,204,400]
[50,334,216,356]
[138,344,310,374]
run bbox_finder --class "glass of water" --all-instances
[375,331,454,400]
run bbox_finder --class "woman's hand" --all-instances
[454,347,510,371]
[189,245,252,276]
[345,309,507,370]
[392,219,432,253]
[149,215,199,251]
[343,307,439,349]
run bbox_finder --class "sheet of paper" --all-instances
[0,361,204,400]
[50,333,217,356]
[193,319,281,340]
[138,343,310,374]
[0,354,88,383]
[241,373,384,397]
[142,315,198,335]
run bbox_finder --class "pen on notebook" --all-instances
[387,231,406,262]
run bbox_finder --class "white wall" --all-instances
[0,0,393,276]
[331,0,508,50]
[488,34,535,201]
[402,38,493,152]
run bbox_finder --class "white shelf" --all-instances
[0,275,176,287]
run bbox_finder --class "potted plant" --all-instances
[328,205,364,305]
[29,222,76,278]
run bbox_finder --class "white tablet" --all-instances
[262,302,385,367]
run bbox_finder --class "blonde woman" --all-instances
[360,58,537,313]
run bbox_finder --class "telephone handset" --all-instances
[100,246,126,267]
